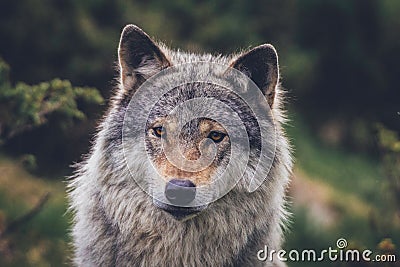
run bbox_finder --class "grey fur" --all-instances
[68,24,293,267]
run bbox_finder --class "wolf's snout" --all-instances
[165,179,196,205]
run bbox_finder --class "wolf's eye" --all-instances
[208,131,226,143]
[152,126,165,138]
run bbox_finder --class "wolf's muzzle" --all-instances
[165,179,196,205]
[153,179,207,220]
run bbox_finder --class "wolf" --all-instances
[68,24,293,267]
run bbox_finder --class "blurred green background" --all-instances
[0,0,399,266]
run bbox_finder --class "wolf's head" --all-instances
[104,25,281,221]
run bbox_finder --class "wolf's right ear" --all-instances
[118,24,170,91]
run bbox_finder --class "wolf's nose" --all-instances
[165,179,196,206]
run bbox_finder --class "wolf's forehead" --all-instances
[147,83,238,118]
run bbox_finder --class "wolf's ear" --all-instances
[231,44,279,107]
[118,24,170,90]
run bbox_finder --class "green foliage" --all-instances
[286,115,384,207]
[285,119,400,267]
[0,157,69,266]
[19,154,37,173]
[377,124,400,153]
[0,57,103,143]
[0,191,69,266]
[376,124,400,217]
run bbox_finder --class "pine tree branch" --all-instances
[0,192,51,239]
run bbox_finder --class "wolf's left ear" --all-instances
[231,44,279,107]
[118,24,170,91]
